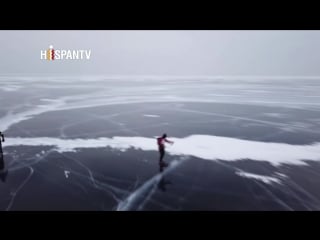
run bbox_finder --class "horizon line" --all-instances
[1,74,320,78]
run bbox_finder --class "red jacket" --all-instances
[157,137,171,148]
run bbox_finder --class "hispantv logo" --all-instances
[41,45,91,61]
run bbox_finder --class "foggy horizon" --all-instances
[1,30,320,77]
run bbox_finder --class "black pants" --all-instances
[159,147,165,161]
[0,143,3,170]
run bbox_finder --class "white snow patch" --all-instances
[0,85,22,92]
[263,113,287,118]
[236,171,281,184]
[4,135,320,166]
[275,172,288,178]
[143,114,160,118]
[64,170,70,178]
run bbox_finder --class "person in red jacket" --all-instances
[157,133,174,165]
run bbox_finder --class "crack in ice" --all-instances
[6,166,34,211]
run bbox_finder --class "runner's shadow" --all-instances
[0,170,8,183]
[0,153,4,170]
[158,160,172,192]
[0,154,8,183]
[0,133,7,182]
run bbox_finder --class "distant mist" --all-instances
[0,31,320,76]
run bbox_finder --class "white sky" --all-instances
[0,30,319,76]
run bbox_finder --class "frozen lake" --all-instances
[1,76,320,210]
